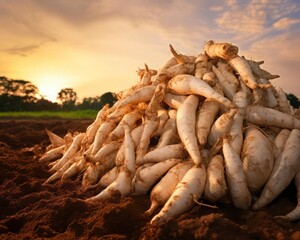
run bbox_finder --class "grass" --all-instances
[0,110,98,119]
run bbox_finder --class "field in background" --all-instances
[0,110,98,119]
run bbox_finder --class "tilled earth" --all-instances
[0,119,299,240]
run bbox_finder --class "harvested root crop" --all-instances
[39,40,300,225]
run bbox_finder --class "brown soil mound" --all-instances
[0,119,299,240]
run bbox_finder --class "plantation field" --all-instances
[0,110,98,119]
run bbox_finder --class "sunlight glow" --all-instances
[37,75,69,102]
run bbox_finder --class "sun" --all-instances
[39,84,60,102]
[36,75,69,103]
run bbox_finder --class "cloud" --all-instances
[243,28,300,97]
[4,44,41,57]
[246,29,300,62]
[267,0,300,20]
[1,0,299,50]
[34,0,179,27]
[214,0,300,43]
[215,0,267,41]
[215,11,266,35]
[0,0,211,51]
[273,17,300,29]
[210,5,223,11]
[0,0,59,49]
[2,39,57,57]
[35,0,112,24]
[225,0,238,8]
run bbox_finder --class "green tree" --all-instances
[0,77,40,101]
[0,76,42,111]
[35,98,59,111]
[79,96,102,110]
[57,88,78,110]
[77,92,117,110]
[286,93,300,108]
[99,92,117,107]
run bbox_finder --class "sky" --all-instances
[0,0,300,102]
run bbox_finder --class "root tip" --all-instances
[251,203,260,211]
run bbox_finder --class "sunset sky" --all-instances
[1,0,300,102]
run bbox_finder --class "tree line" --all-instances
[0,76,118,111]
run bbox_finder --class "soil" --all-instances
[0,119,299,240]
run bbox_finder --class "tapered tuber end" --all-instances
[257,60,264,65]
[49,165,58,173]
[169,44,176,56]
[48,161,56,168]
[268,74,280,80]
[45,128,64,147]
[169,44,185,64]
[274,207,300,222]
[85,197,94,203]
[274,216,288,221]
[251,202,261,211]
[145,201,160,217]
[44,172,60,185]
[60,174,69,184]
[85,193,106,203]
[84,182,102,191]
[150,214,166,226]
[144,63,149,72]
[199,136,208,147]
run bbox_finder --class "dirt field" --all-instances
[0,119,299,240]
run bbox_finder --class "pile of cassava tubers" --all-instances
[40,40,300,225]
